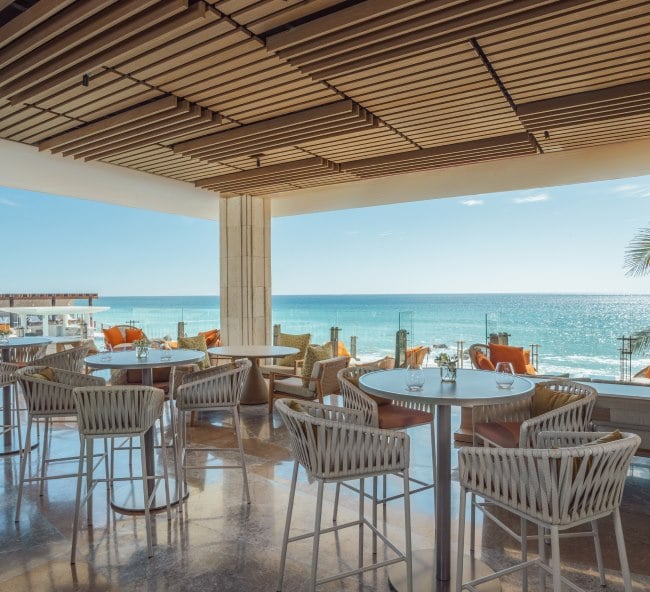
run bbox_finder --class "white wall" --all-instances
[270,137,650,217]
[0,138,219,220]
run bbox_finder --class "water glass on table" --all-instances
[494,361,515,389]
[100,344,113,361]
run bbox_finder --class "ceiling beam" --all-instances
[0,0,76,50]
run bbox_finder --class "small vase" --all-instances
[440,365,456,383]
[405,365,425,391]
[136,345,149,359]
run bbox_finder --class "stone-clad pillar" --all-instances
[219,194,271,345]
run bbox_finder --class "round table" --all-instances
[0,336,52,455]
[359,368,534,592]
[208,345,299,405]
[85,348,205,513]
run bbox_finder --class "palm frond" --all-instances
[624,227,650,277]
[630,327,650,354]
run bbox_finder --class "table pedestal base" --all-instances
[110,477,187,514]
[240,360,268,405]
[388,548,500,592]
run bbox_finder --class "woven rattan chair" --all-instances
[14,366,106,522]
[333,366,434,549]
[275,398,413,592]
[36,344,90,373]
[470,380,598,588]
[174,359,252,505]
[457,431,640,592]
[268,355,350,414]
[0,361,22,450]
[71,385,170,562]
[9,343,47,367]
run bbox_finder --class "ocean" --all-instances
[87,294,650,379]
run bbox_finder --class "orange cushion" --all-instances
[125,328,144,343]
[475,421,522,448]
[489,343,528,374]
[524,364,537,375]
[103,326,124,348]
[405,346,430,367]
[337,341,350,357]
[475,351,495,371]
[531,384,580,417]
[378,403,432,429]
[199,329,221,348]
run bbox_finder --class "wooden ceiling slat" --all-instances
[7,1,205,106]
[0,0,174,101]
[220,90,336,123]
[0,0,76,50]
[39,96,179,152]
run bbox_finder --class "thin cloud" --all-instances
[461,199,484,207]
[615,184,640,193]
[513,193,550,204]
[0,197,17,207]
[615,183,650,198]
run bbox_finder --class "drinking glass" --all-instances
[494,361,515,389]
[405,365,425,391]
[160,345,173,361]
[100,344,112,361]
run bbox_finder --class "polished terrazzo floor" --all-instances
[1,399,649,592]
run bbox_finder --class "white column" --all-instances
[219,194,271,345]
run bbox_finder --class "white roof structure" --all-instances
[0,306,109,315]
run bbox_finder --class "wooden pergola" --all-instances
[1,0,648,197]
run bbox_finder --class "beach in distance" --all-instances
[89,293,650,379]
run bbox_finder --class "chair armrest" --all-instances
[520,397,595,448]
[536,431,610,449]
[293,359,304,373]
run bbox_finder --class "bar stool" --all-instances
[275,398,413,592]
[174,360,251,506]
[71,385,171,562]
[1,361,22,450]
[14,366,106,522]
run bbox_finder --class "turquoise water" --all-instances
[88,294,650,378]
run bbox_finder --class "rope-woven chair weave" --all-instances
[275,398,413,591]
[333,366,435,534]
[9,344,47,366]
[456,431,640,592]
[174,359,252,506]
[17,366,105,417]
[73,386,164,437]
[0,361,22,448]
[36,344,90,373]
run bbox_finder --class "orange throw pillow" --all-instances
[489,343,528,374]
[103,326,124,348]
[475,351,495,371]
[199,329,221,348]
[125,328,144,343]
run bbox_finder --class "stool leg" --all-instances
[372,476,378,556]
[140,434,154,557]
[176,410,186,507]
[159,417,171,521]
[233,405,250,504]
[538,525,547,591]
[456,486,466,592]
[277,461,298,592]
[332,482,341,522]
[469,493,476,553]
[71,437,86,564]
[14,387,23,453]
[86,439,94,525]
[103,438,110,490]
[403,468,413,592]
[15,416,33,522]
[521,517,528,591]
[310,480,324,592]
[591,520,606,587]
[39,418,50,496]
[613,508,632,592]
[358,478,365,570]
[550,526,561,592]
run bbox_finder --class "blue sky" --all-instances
[2,175,650,296]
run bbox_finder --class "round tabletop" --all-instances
[359,367,534,406]
[0,336,52,349]
[208,345,299,359]
[85,348,205,370]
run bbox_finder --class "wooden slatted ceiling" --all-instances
[333,43,525,148]
[1,0,650,196]
[480,0,650,102]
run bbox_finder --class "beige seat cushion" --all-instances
[474,422,523,448]
[378,404,433,429]
[273,375,312,399]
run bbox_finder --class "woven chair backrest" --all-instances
[310,356,350,394]
[73,385,164,436]
[37,344,90,373]
[176,359,251,410]
[16,366,105,415]
[10,344,47,365]
[275,398,406,481]
[468,344,489,369]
